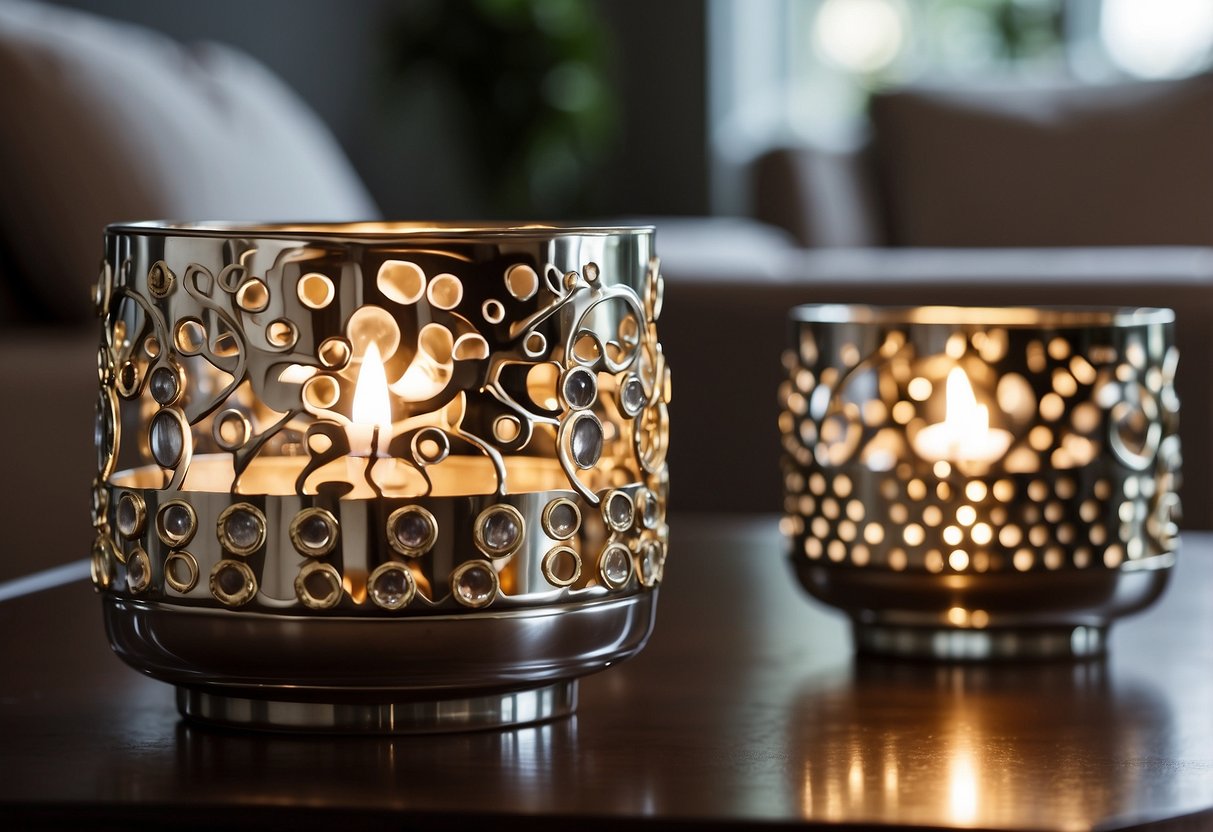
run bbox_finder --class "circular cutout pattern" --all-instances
[157,500,197,547]
[266,319,298,349]
[149,365,182,405]
[602,490,635,532]
[598,544,633,589]
[236,278,270,312]
[377,260,426,305]
[505,264,539,300]
[620,374,647,417]
[562,367,597,410]
[453,333,490,361]
[474,505,525,558]
[542,546,582,587]
[427,273,463,309]
[297,272,335,308]
[290,507,339,557]
[524,332,547,357]
[368,562,416,610]
[636,487,661,529]
[451,560,499,608]
[213,409,251,450]
[317,337,352,369]
[493,415,522,443]
[216,503,267,556]
[543,498,581,540]
[126,547,151,593]
[150,409,186,468]
[387,505,438,557]
[639,541,662,587]
[295,562,343,610]
[210,559,257,607]
[568,412,604,469]
[482,299,505,324]
[115,492,146,539]
[164,551,199,593]
[572,332,601,364]
[302,375,340,410]
[346,305,401,359]
[116,360,139,398]
[175,319,206,355]
[412,428,451,465]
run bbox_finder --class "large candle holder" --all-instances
[92,222,670,732]
[780,306,1179,660]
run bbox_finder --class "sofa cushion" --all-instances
[870,75,1213,248]
[0,0,377,323]
[752,145,887,248]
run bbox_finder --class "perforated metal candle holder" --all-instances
[92,222,670,732]
[780,306,1179,660]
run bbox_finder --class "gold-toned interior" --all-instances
[112,454,588,498]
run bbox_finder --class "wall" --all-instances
[44,0,709,218]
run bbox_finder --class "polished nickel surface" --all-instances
[781,305,1180,659]
[176,681,579,734]
[93,222,670,730]
[103,591,656,689]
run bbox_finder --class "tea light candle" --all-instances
[913,367,1011,466]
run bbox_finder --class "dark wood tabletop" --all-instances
[2,516,1212,831]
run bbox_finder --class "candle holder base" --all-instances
[854,622,1107,661]
[103,591,655,733]
[176,681,578,734]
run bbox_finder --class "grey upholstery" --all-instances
[657,236,1213,528]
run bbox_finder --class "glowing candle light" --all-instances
[349,341,392,456]
[913,367,1011,465]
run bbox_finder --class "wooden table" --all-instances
[2,516,1211,830]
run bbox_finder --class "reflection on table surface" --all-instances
[786,660,1172,829]
[0,516,1211,830]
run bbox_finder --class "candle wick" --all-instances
[365,425,383,498]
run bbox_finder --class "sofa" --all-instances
[662,74,1213,522]
[3,1,1212,587]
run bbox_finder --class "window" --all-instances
[709,0,1213,212]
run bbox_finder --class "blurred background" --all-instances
[37,0,1213,220]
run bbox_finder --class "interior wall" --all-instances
[42,0,710,219]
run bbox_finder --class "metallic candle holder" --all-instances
[92,222,670,732]
[779,306,1179,660]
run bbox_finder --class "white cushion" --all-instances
[0,0,378,320]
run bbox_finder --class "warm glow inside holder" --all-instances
[780,305,1180,660]
[92,222,670,732]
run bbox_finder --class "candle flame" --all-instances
[944,366,989,440]
[352,341,392,429]
[912,365,1011,465]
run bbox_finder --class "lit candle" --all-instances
[349,341,393,456]
[913,367,1011,465]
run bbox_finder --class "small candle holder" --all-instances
[92,222,670,732]
[780,306,1179,660]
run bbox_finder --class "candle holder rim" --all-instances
[105,220,657,242]
[789,303,1174,328]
